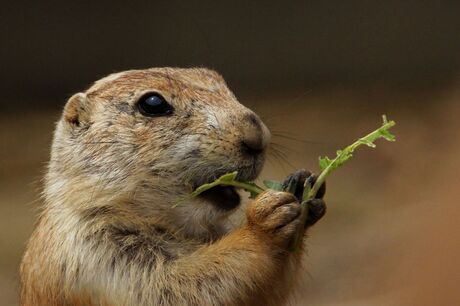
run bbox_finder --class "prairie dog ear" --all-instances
[63,93,89,126]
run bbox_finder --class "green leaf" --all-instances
[263,179,283,191]
[358,138,376,148]
[218,171,238,182]
[319,156,334,171]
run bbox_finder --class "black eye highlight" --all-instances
[137,93,174,117]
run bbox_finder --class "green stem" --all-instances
[217,181,265,195]
[307,165,330,199]
[306,119,395,200]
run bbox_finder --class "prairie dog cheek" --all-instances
[170,134,204,160]
[204,109,221,130]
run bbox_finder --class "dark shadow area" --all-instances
[1,1,460,110]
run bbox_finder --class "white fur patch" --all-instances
[172,134,202,159]
[204,109,220,129]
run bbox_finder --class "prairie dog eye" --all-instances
[137,93,173,117]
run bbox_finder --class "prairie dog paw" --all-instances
[246,190,302,245]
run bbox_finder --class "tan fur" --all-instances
[20,68,310,305]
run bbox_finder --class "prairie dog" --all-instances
[20,67,326,305]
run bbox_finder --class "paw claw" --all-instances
[282,169,310,201]
[305,198,326,227]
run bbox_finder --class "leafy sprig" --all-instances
[179,115,396,251]
[307,115,395,200]
[187,115,396,202]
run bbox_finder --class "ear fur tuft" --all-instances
[63,93,88,126]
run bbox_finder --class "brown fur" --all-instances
[20,68,312,305]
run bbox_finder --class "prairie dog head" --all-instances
[47,67,270,235]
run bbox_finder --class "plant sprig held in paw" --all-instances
[179,115,395,251]
[186,115,396,202]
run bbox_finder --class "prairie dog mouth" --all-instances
[199,185,241,211]
[192,167,260,211]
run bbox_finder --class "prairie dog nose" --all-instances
[241,113,271,155]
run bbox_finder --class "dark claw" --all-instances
[305,198,326,227]
[282,170,327,201]
[282,169,310,201]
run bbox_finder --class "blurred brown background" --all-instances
[1,1,459,305]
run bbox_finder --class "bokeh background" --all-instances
[1,1,459,305]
